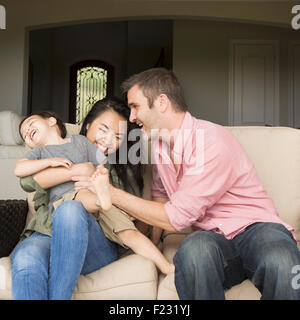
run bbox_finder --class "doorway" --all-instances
[229,40,279,126]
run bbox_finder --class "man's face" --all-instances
[127,85,160,139]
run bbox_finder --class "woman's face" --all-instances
[86,110,127,155]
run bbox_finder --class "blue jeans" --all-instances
[11,200,118,300]
[173,222,300,300]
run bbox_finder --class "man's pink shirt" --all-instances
[151,112,294,240]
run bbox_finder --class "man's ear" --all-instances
[158,94,169,113]
[48,117,57,127]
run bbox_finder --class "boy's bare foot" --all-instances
[91,166,112,211]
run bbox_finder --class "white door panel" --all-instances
[229,41,279,126]
[289,42,300,128]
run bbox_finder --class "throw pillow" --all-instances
[0,200,28,258]
[0,111,24,145]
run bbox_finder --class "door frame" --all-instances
[288,40,300,128]
[228,39,280,126]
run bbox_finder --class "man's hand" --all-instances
[49,157,73,169]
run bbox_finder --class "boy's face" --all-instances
[20,115,54,148]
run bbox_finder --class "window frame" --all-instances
[69,60,114,124]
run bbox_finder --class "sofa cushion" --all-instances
[0,257,11,299]
[0,145,27,159]
[72,254,158,300]
[0,111,24,146]
[227,126,300,241]
[0,254,158,300]
[157,272,261,300]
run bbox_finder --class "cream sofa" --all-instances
[0,110,300,300]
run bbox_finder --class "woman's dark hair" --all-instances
[80,97,144,195]
[19,110,67,140]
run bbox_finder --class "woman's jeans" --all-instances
[174,222,300,300]
[11,200,118,300]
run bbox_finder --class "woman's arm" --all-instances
[14,157,73,178]
[33,162,96,189]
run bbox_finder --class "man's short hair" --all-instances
[121,68,188,112]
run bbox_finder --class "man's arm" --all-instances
[151,197,169,244]
[109,185,177,232]
[72,168,176,231]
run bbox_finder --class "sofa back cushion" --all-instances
[227,126,300,242]
[0,111,24,146]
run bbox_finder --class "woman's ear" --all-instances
[86,123,90,131]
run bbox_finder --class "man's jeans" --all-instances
[173,222,300,299]
[11,200,118,300]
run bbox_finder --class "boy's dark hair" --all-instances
[121,67,188,112]
[19,110,67,140]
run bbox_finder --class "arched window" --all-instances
[69,60,114,124]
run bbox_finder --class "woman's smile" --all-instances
[95,142,109,155]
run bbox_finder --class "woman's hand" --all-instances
[72,175,95,193]
[72,164,108,194]
[49,157,73,169]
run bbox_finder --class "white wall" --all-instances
[173,19,300,126]
[28,20,173,122]
[0,0,296,117]
[29,22,128,121]
[127,20,173,76]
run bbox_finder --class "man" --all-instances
[75,68,300,300]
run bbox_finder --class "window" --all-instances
[69,60,114,124]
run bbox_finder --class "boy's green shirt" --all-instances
[20,163,142,239]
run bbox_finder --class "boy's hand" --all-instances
[49,157,73,169]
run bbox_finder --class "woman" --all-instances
[11,97,148,300]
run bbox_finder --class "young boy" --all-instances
[15,110,174,275]
[15,111,111,215]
